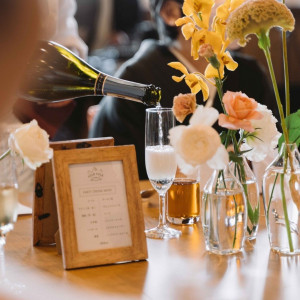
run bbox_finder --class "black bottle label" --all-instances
[94,73,107,95]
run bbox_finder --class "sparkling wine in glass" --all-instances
[145,107,181,239]
[0,152,18,247]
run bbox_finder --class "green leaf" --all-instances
[220,131,227,144]
[278,109,300,148]
[253,204,260,224]
[229,151,243,164]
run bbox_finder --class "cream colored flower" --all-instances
[8,120,53,170]
[227,0,295,46]
[173,124,221,166]
[169,105,229,171]
[240,104,281,162]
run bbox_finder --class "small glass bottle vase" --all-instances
[201,165,248,255]
[229,156,259,240]
[263,143,300,255]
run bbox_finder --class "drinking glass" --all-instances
[0,151,18,247]
[167,167,201,225]
[145,107,181,239]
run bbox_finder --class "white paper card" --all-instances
[69,161,132,252]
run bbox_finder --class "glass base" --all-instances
[0,223,13,247]
[167,216,200,225]
[145,225,181,239]
[271,247,300,256]
[206,247,242,255]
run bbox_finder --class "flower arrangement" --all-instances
[0,120,53,170]
[168,0,300,250]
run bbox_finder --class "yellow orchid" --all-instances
[204,41,238,78]
[176,15,223,60]
[213,0,246,42]
[168,62,209,100]
[170,0,242,94]
[182,0,214,29]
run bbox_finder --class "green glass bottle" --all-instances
[20,41,161,106]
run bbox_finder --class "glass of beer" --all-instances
[167,167,200,225]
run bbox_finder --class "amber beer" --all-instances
[167,178,200,225]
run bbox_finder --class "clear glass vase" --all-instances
[263,143,300,255]
[201,165,247,255]
[229,156,259,240]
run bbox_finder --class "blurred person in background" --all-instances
[0,0,40,193]
[89,0,275,180]
[13,0,93,141]
[76,0,158,75]
[0,0,40,119]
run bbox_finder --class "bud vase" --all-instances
[263,143,300,255]
[229,156,259,240]
[201,165,247,255]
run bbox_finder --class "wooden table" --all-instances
[1,181,300,300]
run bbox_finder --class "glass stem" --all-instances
[158,192,167,227]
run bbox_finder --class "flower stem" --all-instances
[215,74,226,114]
[281,170,294,252]
[0,149,11,161]
[259,31,294,253]
[282,31,290,117]
[266,173,279,219]
[281,0,290,117]
[261,39,289,146]
[232,194,238,248]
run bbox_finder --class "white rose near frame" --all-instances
[0,119,53,248]
[8,120,53,170]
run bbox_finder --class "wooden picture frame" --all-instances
[33,137,114,246]
[52,145,148,270]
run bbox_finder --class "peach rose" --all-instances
[199,44,214,60]
[172,93,197,123]
[218,91,263,132]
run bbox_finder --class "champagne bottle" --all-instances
[19,41,161,106]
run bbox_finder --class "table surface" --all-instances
[1,181,300,300]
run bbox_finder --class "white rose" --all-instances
[240,104,281,162]
[8,120,53,170]
[169,105,229,173]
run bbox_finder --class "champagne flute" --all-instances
[145,107,181,239]
[0,150,18,247]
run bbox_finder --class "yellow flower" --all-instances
[168,62,209,100]
[226,0,295,46]
[176,15,224,60]
[213,0,245,41]
[204,41,238,78]
[182,0,214,29]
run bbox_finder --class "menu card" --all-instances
[69,160,132,252]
